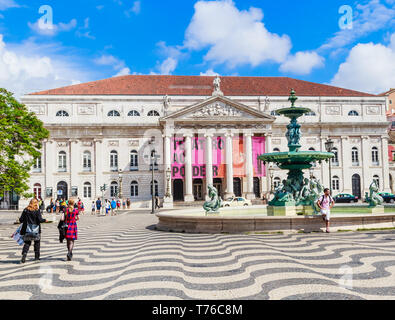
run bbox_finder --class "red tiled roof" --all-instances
[29,75,377,97]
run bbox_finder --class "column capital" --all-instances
[183,133,193,138]
[94,139,103,143]
[243,132,254,138]
[224,132,234,138]
[341,136,348,140]
[361,136,369,140]
[381,135,390,141]
[162,133,173,138]
[264,132,272,137]
[204,133,214,138]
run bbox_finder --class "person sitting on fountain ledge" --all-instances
[317,188,334,233]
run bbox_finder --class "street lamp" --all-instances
[118,169,123,200]
[144,138,161,214]
[268,165,274,193]
[325,139,334,195]
[165,167,171,198]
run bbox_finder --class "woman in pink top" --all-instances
[317,188,335,233]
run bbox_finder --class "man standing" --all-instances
[96,198,102,214]
[317,188,335,233]
[111,198,117,216]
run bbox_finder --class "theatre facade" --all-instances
[18,75,391,208]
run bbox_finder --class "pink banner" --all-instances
[171,136,265,179]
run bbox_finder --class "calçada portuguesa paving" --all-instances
[0,210,395,300]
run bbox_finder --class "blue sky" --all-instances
[0,0,394,97]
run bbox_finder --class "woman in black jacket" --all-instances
[19,198,47,263]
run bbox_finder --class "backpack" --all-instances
[317,195,333,204]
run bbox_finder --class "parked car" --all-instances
[221,197,252,207]
[333,193,359,203]
[378,192,395,203]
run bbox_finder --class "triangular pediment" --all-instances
[161,96,275,122]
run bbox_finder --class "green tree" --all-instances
[0,88,49,199]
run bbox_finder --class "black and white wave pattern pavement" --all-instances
[0,213,395,300]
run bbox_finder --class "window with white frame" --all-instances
[56,110,69,117]
[128,110,140,117]
[110,182,118,197]
[351,147,359,166]
[110,151,118,172]
[332,176,340,191]
[33,183,42,199]
[372,147,379,166]
[331,148,339,166]
[373,175,380,189]
[273,177,281,189]
[147,110,160,117]
[33,157,42,173]
[83,182,92,198]
[108,110,121,117]
[348,110,359,116]
[130,181,138,197]
[83,151,92,172]
[58,151,67,172]
[130,150,138,171]
[150,180,159,196]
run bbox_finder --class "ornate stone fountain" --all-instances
[259,89,334,216]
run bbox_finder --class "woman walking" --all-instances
[19,199,47,263]
[62,199,79,261]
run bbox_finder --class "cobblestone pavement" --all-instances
[0,212,395,300]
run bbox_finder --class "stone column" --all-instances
[184,133,194,202]
[70,140,80,198]
[95,139,104,199]
[381,136,391,192]
[341,136,352,193]
[244,132,255,200]
[361,136,370,195]
[163,133,173,208]
[320,137,329,188]
[263,133,272,196]
[225,132,234,198]
[205,132,214,200]
[45,140,55,201]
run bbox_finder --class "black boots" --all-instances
[67,251,72,261]
[21,253,27,264]
[35,252,40,261]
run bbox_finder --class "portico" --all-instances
[160,94,275,203]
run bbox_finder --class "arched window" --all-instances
[33,183,42,199]
[110,151,118,172]
[273,148,280,152]
[150,180,159,196]
[83,151,92,172]
[33,157,42,173]
[128,110,140,117]
[130,150,138,171]
[332,176,340,191]
[147,110,160,117]
[83,182,92,198]
[372,147,379,166]
[373,175,380,189]
[351,147,359,166]
[331,148,339,166]
[58,151,67,172]
[150,150,159,171]
[130,181,139,197]
[273,177,281,189]
[56,110,69,117]
[108,110,121,117]
[348,110,359,116]
[309,148,316,167]
[305,111,316,116]
[110,182,118,197]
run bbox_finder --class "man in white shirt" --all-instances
[317,188,335,233]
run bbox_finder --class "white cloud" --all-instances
[200,69,219,76]
[0,0,19,10]
[158,57,177,75]
[279,51,325,75]
[0,35,90,98]
[183,0,291,68]
[114,67,131,77]
[331,33,395,94]
[28,18,77,37]
[320,0,395,51]
[125,1,141,16]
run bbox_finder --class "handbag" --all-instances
[24,224,40,241]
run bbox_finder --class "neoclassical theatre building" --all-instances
[19,75,391,208]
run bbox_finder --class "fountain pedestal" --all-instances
[369,205,385,214]
[267,206,297,217]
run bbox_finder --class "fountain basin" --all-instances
[155,208,395,234]
[259,151,334,167]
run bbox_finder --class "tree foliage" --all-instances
[0,88,49,198]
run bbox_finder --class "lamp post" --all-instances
[325,139,334,195]
[144,139,161,215]
[118,169,123,212]
[165,167,171,198]
[269,165,274,193]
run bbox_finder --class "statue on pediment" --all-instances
[212,75,223,96]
